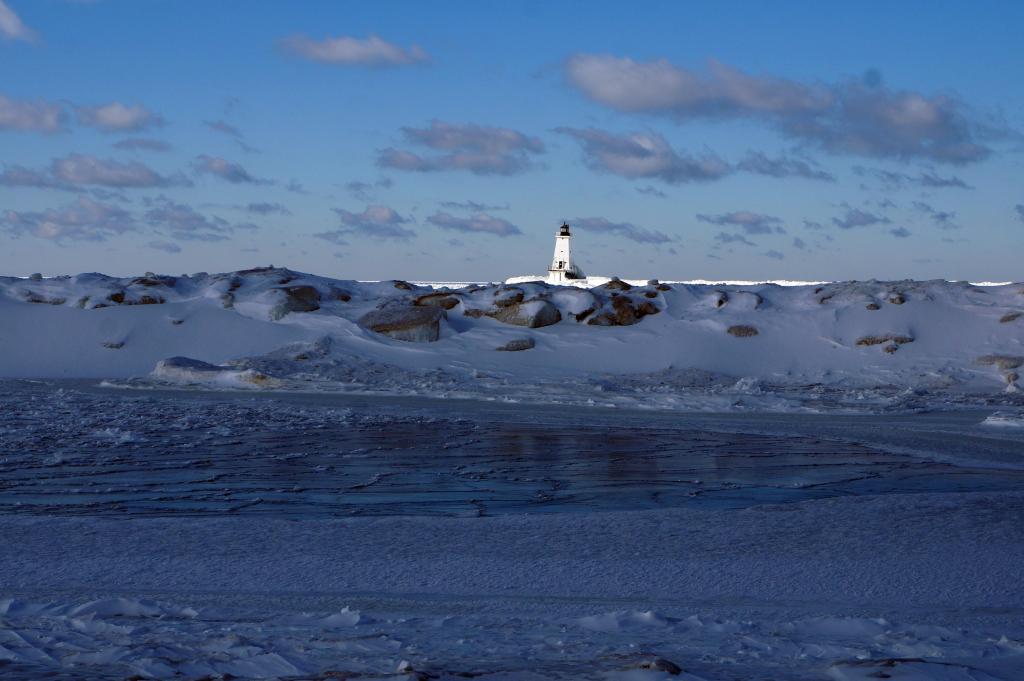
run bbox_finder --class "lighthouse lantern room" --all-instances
[547,221,585,284]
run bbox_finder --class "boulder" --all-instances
[487,300,561,328]
[415,292,460,310]
[976,355,1024,370]
[359,305,446,342]
[866,302,881,310]
[888,292,906,305]
[727,324,759,337]
[269,285,321,320]
[496,338,535,352]
[1000,311,1022,323]
[602,277,633,291]
[856,334,914,347]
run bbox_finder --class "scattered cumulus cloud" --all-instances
[245,202,291,216]
[280,33,429,67]
[143,195,255,242]
[0,153,188,190]
[0,0,36,42]
[564,55,998,164]
[2,197,134,242]
[315,205,416,242]
[912,201,959,229]
[832,207,891,229]
[713,232,756,246]
[853,165,972,190]
[736,151,835,182]
[764,249,785,260]
[556,127,729,184]
[0,93,65,133]
[889,226,912,238]
[792,237,807,250]
[75,102,165,132]
[345,177,393,201]
[635,185,668,198]
[573,216,673,244]
[378,121,545,176]
[148,240,182,253]
[697,211,783,234]
[113,137,172,152]
[1016,204,1024,223]
[438,200,509,211]
[193,155,268,184]
[427,212,522,237]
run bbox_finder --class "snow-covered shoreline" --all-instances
[2,490,1023,679]
[2,266,1022,413]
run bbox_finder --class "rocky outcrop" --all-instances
[359,305,446,342]
[587,295,660,326]
[727,324,759,337]
[1000,311,1022,323]
[602,277,633,291]
[269,285,321,320]
[856,334,914,347]
[496,338,535,351]
[976,355,1024,370]
[414,292,461,310]
[487,299,561,328]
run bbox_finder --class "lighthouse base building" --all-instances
[547,222,585,284]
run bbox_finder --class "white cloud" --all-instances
[427,212,522,237]
[2,197,134,241]
[0,93,64,132]
[280,33,429,67]
[75,102,165,132]
[0,0,36,42]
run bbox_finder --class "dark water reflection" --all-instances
[1,379,1022,518]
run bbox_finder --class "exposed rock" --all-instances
[866,302,881,310]
[22,291,65,305]
[108,291,126,304]
[884,343,899,354]
[643,290,658,298]
[637,657,683,675]
[493,287,525,307]
[976,355,1024,370]
[1007,371,1020,385]
[328,286,352,302]
[646,279,659,286]
[28,272,42,281]
[102,341,124,349]
[588,295,655,326]
[488,299,561,328]
[462,308,487,318]
[1000,311,1022,323]
[888,293,906,305]
[220,292,235,309]
[656,284,672,292]
[727,324,759,337]
[856,334,914,347]
[130,275,177,288]
[496,337,535,352]
[392,280,414,291]
[711,291,729,308]
[269,285,321,320]
[415,292,460,310]
[134,295,164,305]
[170,318,184,325]
[359,305,446,342]
[603,277,633,291]
[575,307,596,323]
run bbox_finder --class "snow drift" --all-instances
[1,267,1022,410]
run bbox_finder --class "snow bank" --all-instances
[2,268,1023,411]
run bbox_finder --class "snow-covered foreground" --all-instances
[2,381,1024,680]
[1,267,1023,412]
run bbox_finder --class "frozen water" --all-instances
[1,379,1023,679]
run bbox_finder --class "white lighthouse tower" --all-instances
[547,221,585,284]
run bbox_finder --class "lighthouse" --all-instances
[547,221,586,284]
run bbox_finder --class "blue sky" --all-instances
[1,1,1022,281]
